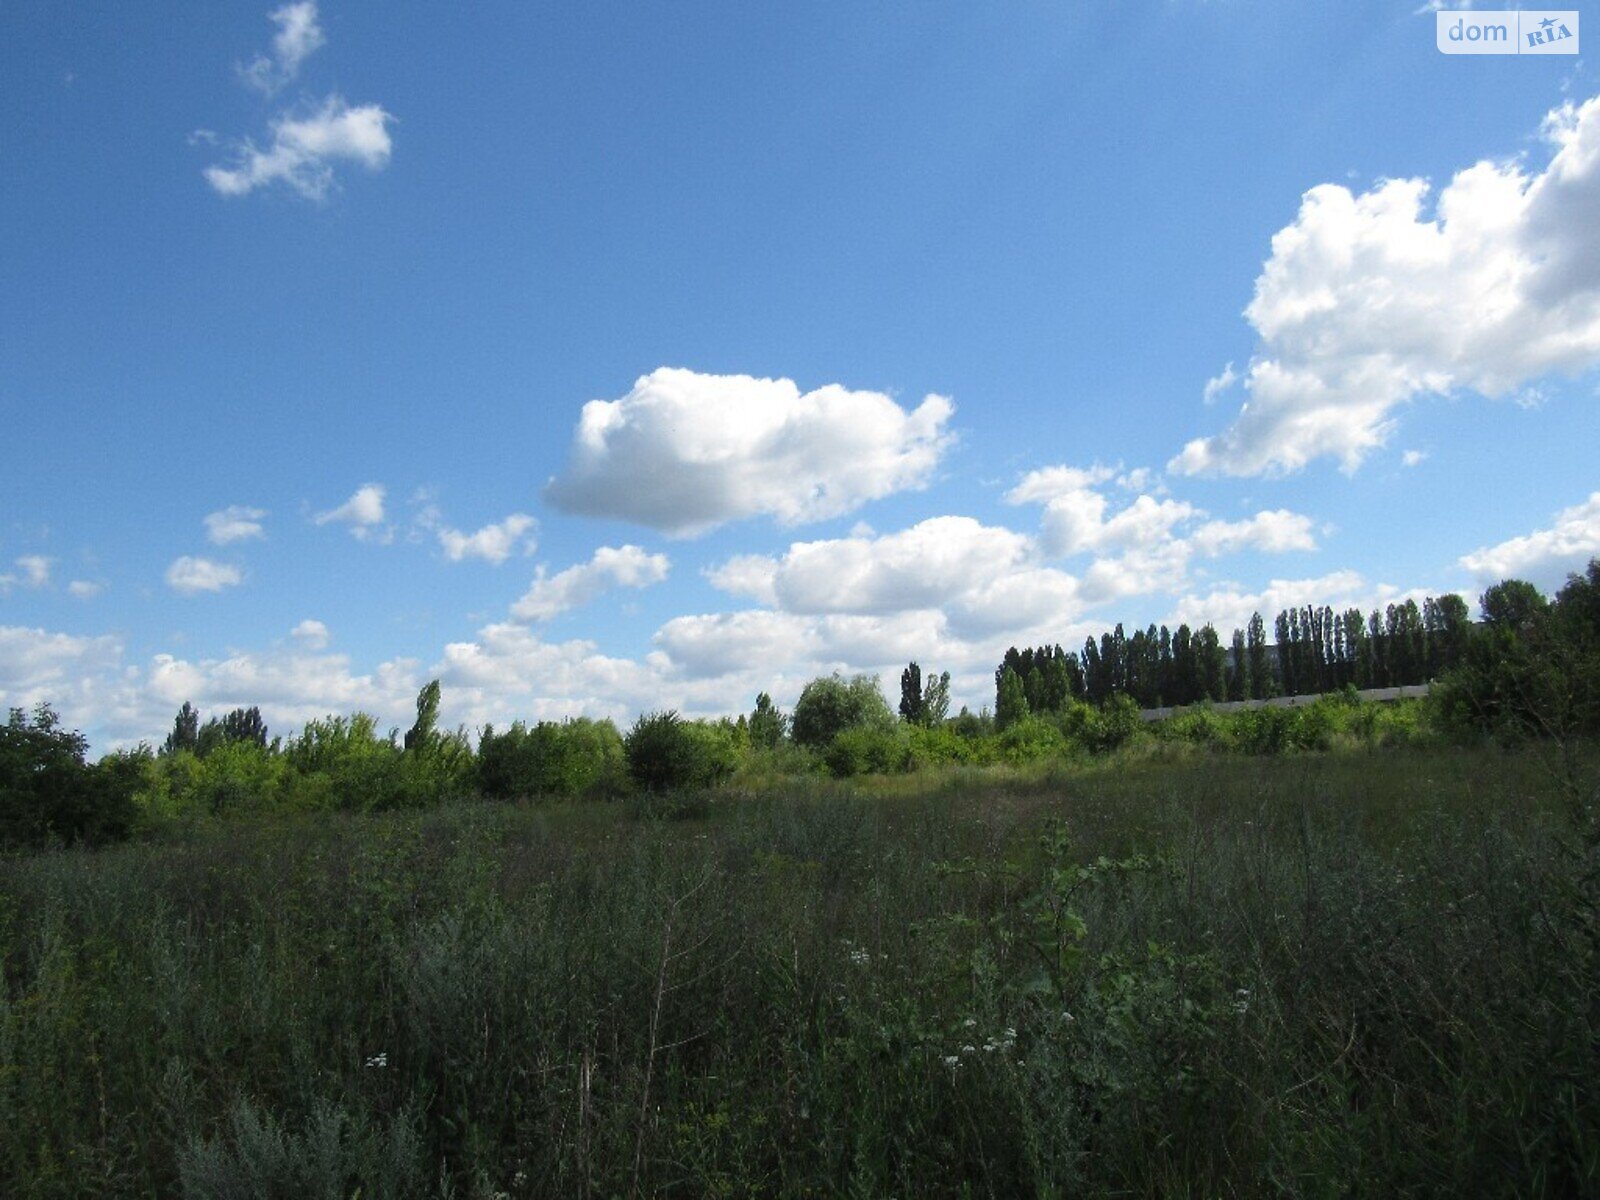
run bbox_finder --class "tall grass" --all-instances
[1,745,1596,1197]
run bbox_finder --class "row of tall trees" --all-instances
[996,593,1477,718]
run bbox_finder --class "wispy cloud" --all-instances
[205,97,394,200]
[314,483,390,541]
[204,4,394,201]
[205,505,268,546]
[238,1,326,95]
[165,556,243,596]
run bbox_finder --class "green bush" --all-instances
[906,724,977,769]
[478,717,625,799]
[625,711,737,792]
[993,714,1069,764]
[824,725,911,777]
[1070,694,1144,754]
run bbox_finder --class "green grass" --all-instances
[2,744,1598,1198]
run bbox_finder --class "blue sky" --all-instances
[3,1,1598,748]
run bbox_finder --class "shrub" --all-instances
[993,714,1069,764]
[906,724,976,769]
[1231,705,1299,755]
[791,674,895,750]
[625,711,736,793]
[1073,694,1144,754]
[824,725,911,777]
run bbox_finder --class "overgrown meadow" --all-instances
[3,741,1598,1198]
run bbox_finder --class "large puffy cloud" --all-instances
[206,96,394,200]
[544,368,955,536]
[722,517,1035,615]
[703,517,1082,639]
[1460,491,1600,583]
[165,556,243,595]
[511,545,671,621]
[1174,94,1600,477]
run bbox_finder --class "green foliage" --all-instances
[994,665,1030,732]
[1435,562,1600,743]
[178,1097,424,1199]
[824,724,911,777]
[0,704,137,846]
[2,747,1598,1196]
[1069,693,1142,753]
[747,692,787,749]
[625,711,737,792]
[906,723,977,769]
[790,673,895,750]
[993,714,1068,764]
[403,680,442,753]
[1481,577,1550,631]
[478,717,624,800]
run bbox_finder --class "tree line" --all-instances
[994,593,1478,723]
[4,563,1597,848]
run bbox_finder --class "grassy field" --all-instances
[2,744,1597,1198]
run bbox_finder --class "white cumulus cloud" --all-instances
[1460,491,1600,583]
[314,483,388,539]
[1004,465,1317,604]
[511,545,671,622]
[205,96,394,201]
[545,367,955,536]
[68,581,103,600]
[165,557,243,595]
[290,619,330,650]
[205,505,267,545]
[437,513,538,565]
[1174,94,1600,477]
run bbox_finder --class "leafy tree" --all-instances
[1,704,136,846]
[995,666,1030,731]
[921,669,952,726]
[1247,613,1274,699]
[479,718,625,799]
[899,662,925,725]
[1196,624,1228,701]
[624,711,736,792]
[1229,629,1249,701]
[1481,579,1549,632]
[824,725,911,777]
[164,702,200,756]
[221,706,268,747]
[791,674,894,750]
[748,692,787,749]
[404,680,442,753]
